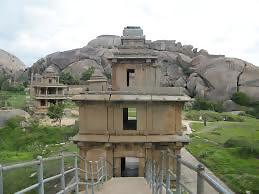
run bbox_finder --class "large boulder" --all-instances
[191,56,247,101]
[0,109,30,127]
[88,35,121,48]
[223,100,241,112]
[0,49,25,74]
[63,59,103,79]
[29,32,259,103]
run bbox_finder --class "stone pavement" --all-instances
[86,177,153,194]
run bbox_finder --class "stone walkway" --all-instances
[89,177,152,194]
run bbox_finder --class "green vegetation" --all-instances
[185,110,244,122]
[59,72,79,85]
[0,91,27,109]
[0,117,78,162]
[186,118,259,194]
[47,103,65,125]
[192,97,224,112]
[81,66,95,81]
[231,92,259,118]
[0,117,78,193]
[231,91,251,106]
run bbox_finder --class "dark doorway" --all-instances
[123,108,137,130]
[122,157,139,177]
[121,157,126,177]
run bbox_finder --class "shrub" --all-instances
[185,110,244,122]
[192,97,223,112]
[220,113,244,122]
[81,67,95,81]
[59,72,79,85]
[231,92,250,106]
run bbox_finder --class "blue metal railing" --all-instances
[145,151,231,194]
[0,153,112,194]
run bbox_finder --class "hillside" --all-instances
[29,34,259,103]
[0,49,25,75]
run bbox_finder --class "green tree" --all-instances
[47,103,65,126]
[81,67,95,81]
[59,72,79,85]
[231,92,250,106]
[193,97,223,112]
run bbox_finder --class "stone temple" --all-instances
[72,26,190,177]
[30,66,68,114]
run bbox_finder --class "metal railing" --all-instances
[0,153,112,194]
[145,151,230,194]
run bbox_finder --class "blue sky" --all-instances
[1,0,259,66]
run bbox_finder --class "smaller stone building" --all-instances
[30,66,68,114]
[86,69,108,91]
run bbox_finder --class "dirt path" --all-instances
[181,121,234,194]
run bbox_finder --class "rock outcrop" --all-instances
[29,34,259,103]
[0,49,25,75]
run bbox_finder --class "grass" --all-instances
[186,117,259,194]
[0,90,27,109]
[0,116,78,193]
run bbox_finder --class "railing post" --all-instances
[90,161,94,194]
[74,153,79,194]
[159,151,164,194]
[60,153,66,192]
[37,156,44,194]
[165,152,170,194]
[197,164,205,194]
[101,159,104,185]
[105,160,108,182]
[84,159,88,194]
[0,164,3,194]
[175,154,181,194]
[152,161,155,194]
[95,161,99,190]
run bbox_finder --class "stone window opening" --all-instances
[127,69,135,87]
[123,108,137,130]
[40,100,46,107]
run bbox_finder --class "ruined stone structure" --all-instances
[73,27,190,177]
[30,66,68,114]
[86,68,108,91]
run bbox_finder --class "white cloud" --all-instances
[0,0,259,66]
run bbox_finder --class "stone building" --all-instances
[86,68,108,91]
[72,26,190,177]
[30,66,68,114]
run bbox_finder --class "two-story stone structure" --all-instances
[73,26,190,177]
[30,66,68,114]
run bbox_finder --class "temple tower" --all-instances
[73,26,190,177]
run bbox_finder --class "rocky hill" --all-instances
[29,34,259,102]
[0,49,26,75]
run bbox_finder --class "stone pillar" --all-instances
[139,157,145,176]
[144,143,152,161]
[114,157,121,177]
[105,143,114,177]
[45,87,48,96]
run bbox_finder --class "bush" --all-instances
[185,110,244,122]
[193,97,223,112]
[81,67,95,81]
[231,92,250,106]
[59,72,79,85]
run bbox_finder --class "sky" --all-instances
[1,0,259,66]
